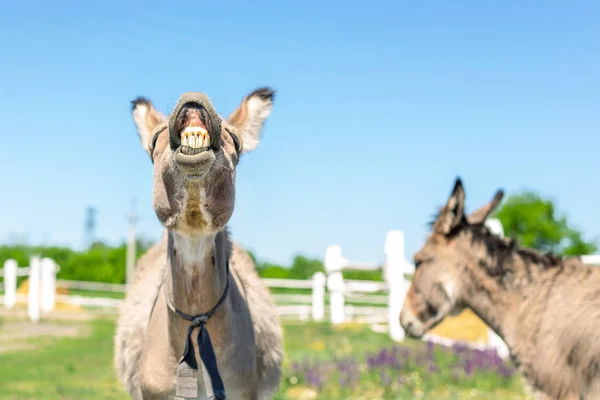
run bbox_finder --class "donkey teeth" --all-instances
[180,127,209,149]
[181,126,208,136]
[200,133,209,147]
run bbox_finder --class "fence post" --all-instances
[28,256,41,322]
[485,218,510,359]
[325,244,345,324]
[40,258,56,313]
[385,230,407,342]
[311,271,326,321]
[3,259,18,308]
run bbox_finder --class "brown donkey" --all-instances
[114,88,283,399]
[399,178,600,400]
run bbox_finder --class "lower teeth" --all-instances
[181,146,209,155]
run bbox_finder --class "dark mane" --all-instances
[427,203,569,277]
[471,223,564,270]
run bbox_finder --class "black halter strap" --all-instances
[149,125,167,163]
[165,263,230,400]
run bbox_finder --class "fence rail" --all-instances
[56,279,126,293]
[55,294,123,308]
[53,277,319,293]
[262,278,314,289]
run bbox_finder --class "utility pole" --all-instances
[126,198,138,288]
[83,206,97,250]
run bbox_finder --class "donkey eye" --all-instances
[414,256,434,269]
[150,126,167,160]
[426,302,438,318]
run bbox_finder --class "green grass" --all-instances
[67,289,125,299]
[0,317,528,400]
[0,318,127,400]
[282,320,395,360]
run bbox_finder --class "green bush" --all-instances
[0,242,384,283]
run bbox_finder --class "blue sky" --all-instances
[1,0,598,265]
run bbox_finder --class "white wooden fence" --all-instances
[2,222,599,356]
[0,259,325,322]
[323,230,410,342]
[1,257,60,322]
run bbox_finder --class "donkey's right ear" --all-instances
[131,97,167,155]
[434,177,466,235]
[467,189,504,225]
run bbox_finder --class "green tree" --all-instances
[493,191,597,256]
[257,262,290,278]
[288,255,324,279]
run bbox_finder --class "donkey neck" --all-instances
[164,230,229,315]
[463,270,517,342]
[463,248,560,361]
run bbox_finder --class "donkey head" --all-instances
[131,88,274,236]
[399,177,504,338]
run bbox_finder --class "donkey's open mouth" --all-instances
[169,93,222,152]
[174,103,214,157]
[171,104,218,174]
[179,126,211,155]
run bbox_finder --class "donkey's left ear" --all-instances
[131,97,167,156]
[225,87,275,154]
[434,177,466,235]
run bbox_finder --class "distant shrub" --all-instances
[0,240,150,284]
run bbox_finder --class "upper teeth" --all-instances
[181,127,209,148]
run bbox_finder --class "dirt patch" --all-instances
[0,308,98,354]
[0,342,36,353]
[0,306,106,322]
[0,320,86,342]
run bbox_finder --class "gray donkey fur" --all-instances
[114,88,283,399]
[400,178,600,400]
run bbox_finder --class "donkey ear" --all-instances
[467,189,504,225]
[131,97,167,155]
[434,177,466,235]
[225,87,274,154]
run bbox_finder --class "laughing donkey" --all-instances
[114,88,283,400]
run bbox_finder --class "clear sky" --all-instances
[1,0,598,265]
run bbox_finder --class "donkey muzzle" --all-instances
[169,92,222,152]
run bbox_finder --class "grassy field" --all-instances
[0,315,529,400]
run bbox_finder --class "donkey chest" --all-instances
[141,352,256,400]
[140,297,257,399]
